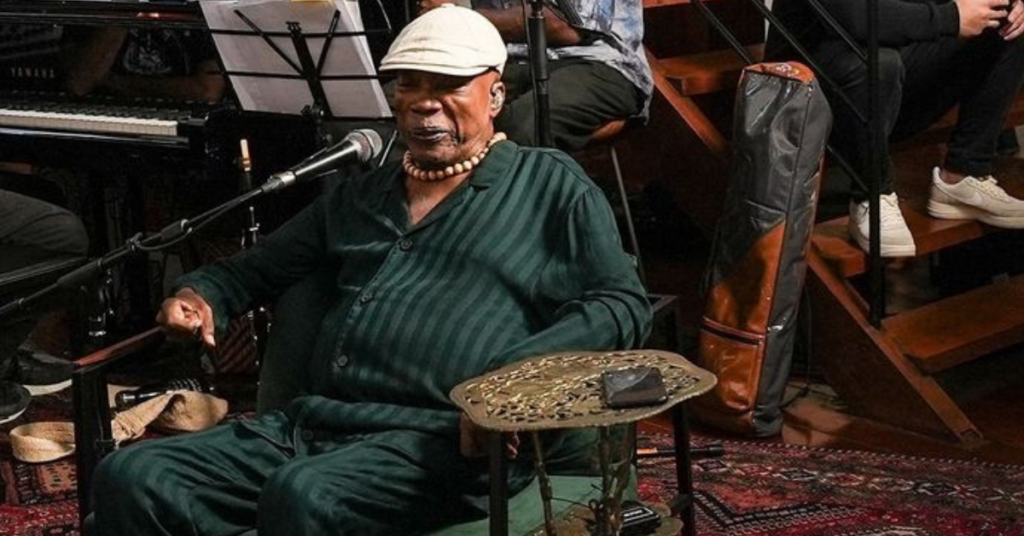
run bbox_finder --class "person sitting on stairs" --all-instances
[767,0,1024,257]
[415,0,652,151]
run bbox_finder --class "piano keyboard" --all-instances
[0,98,186,138]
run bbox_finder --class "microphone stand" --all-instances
[528,0,552,147]
[0,187,265,322]
[0,127,381,324]
[237,140,269,365]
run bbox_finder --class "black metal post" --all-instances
[672,405,697,536]
[689,0,887,325]
[527,0,552,147]
[488,431,509,536]
[238,140,268,363]
[73,366,115,526]
[867,0,884,326]
[289,20,334,119]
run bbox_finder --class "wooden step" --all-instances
[811,199,988,277]
[883,273,1024,374]
[655,43,764,96]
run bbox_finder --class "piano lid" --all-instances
[0,0,205,29]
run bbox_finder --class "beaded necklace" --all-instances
[403,132,506,181]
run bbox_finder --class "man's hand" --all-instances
[1001,0,1024,39]
[956,0,1012,37]
[417,0,453,16]
[156,287,216,348]
[459,413,520,459]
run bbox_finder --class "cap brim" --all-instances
[379,62,499,77]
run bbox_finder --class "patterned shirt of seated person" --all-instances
[89,7,651,536]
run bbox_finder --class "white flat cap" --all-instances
[380,4,507,76]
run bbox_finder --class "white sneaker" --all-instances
[927,167,1024,228]
[848,193,916,257]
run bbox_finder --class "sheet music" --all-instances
[201,0,391,118]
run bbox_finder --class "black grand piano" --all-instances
[0,0,400,261]
[0,0,400,175]
[0,0,337,330]
[0,0,230,168]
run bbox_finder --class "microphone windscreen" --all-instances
[346,129,384,163]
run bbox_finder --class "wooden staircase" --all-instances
[642,0,764,162]
[809,195,1024,445]
[637,0,1024,446]
[616,0,765,235]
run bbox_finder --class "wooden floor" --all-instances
[639,130,1024,466]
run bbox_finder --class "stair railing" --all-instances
[685,0,887,326]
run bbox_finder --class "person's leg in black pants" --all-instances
[894,32,1024,228]
[1,188,89,361]
[813,41,907,198]
[812,31,1024,253]
[894,32,1024,176]
[1,188,89,416]
[0,188,89,256]
[812,41,915,256]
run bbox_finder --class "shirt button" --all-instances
[300,429,315,442]
[399,239,413,251]
[336,354,350,367]
[359,291,374,304]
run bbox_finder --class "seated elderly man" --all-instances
[89,6,651,536]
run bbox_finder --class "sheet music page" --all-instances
[201,0,392,118]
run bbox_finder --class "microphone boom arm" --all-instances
[0,128,383,320]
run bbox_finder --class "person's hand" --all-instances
[459,413,520,459]
[956,0,1011,37]
[1001,0,1024,39]
[156,287,216,348]
[417,0,452,16]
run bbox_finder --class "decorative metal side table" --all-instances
[450,350,717,536]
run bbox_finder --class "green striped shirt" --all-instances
[177,140,651,440]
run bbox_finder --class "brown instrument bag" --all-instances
[693,62,831,436]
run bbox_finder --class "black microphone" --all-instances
[261,128,384,194]
[114,378,215,409]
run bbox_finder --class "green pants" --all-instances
[91,415,534,536]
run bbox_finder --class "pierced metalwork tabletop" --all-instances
[450,350,717,432]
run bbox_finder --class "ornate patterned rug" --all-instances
[4,401,1024,536]
[638,434,1024,536]
[1,390,78,536]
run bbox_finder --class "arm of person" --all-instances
[458,181,652,460]
[169,194,331,344]
[63,29,225,103]
[157,287,218,347]
[474,4,583,46]
[417,0,582,45]
[63,27,126,96]
[818,0,1010,45]
[489,184,653,367]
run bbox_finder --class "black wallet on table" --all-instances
[601,367,668,409]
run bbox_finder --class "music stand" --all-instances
[201,0,392,123]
